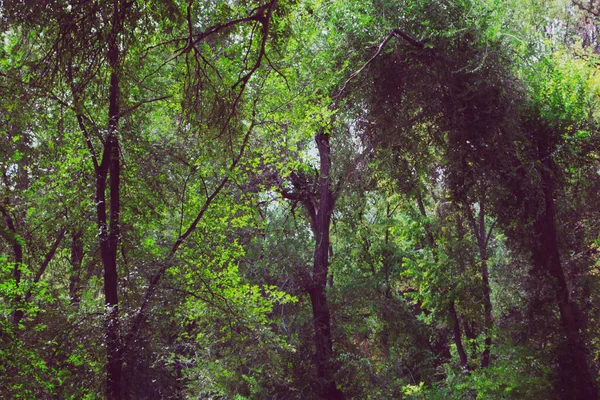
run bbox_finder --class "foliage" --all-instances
[2,0,600,399]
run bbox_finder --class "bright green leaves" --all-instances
[403,343,552,399]
[524,52,600,131]
[170,254,297,398]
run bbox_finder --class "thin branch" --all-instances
[333,28,427,101]
[24,228,66,303]
[265,52,290,90]
[232,0,276,89]
[333,31,395,100]
[116,95,172,118]
[125,113,258,350]
[484,218,498,249]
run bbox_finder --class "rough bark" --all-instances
[280,131,343,399]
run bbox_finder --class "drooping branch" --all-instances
[181,0,277,55]
[232,0,277,89]
[212,0,277,140]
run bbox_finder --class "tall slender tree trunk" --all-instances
[534,142,597,399]
[308,132,344,400]
[96,2,125,397]
[449,301,468,368]
[475,202,493,368]
[479,256,493,367]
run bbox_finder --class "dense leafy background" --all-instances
[1,0,600,398]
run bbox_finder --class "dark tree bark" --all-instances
[281,131,344,399]
[93,2,128,398]
[533,141,597,400]
[449,301,468,368]
[309,132,344,400]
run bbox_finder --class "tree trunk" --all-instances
[534,147,597,399]
[99,2,125,397]
[449,301,468,369]
[464,194,494,368]
[308,132,344,400]
[479,257,493,367]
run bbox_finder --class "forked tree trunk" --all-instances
[282,131,344,399]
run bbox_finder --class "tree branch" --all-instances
[24,228,66,303]
[333,31,396,100]
[116,95,172,118]
[124,114,258,349]
[333,28,426,100]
